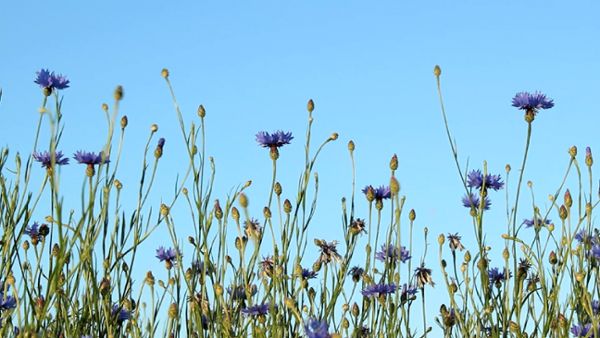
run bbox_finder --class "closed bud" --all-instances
[263,206,271,219]
[390,154,398,171]
[559,205,568,220]
[390,176,400,195]
[564,189,572,208]
[502,248,509,260]
[231,207,240,221]
[23,240,30,250]
[160,203,170,216]
[114,85,124,101]
[351,303,360,317]
[239,193,248,208]
[348,140,355,152]
[188,236,195,245]
[342,318,349,329]
[168,303,178,319]
[586,146,593,167]
[307,99,314,113]
[182,187,188,195]
[151,124,158,133]
[569,146,577,158]
[197,104,206,118]
[101,103,109,112]
[214,200,223,220]
[549,251,557,265]
[120,115,128,129]
[586,202,593,217]
[161,68,169,78]
[283,199,292,214]
[145,271,155,286]
[274,182,282,196]
[438,234,445,245]
[505,164,511,173]
[114,179,123,190]
[313,261,322,272]
[329,132,339,141]
[433,65,441,77]
[409,209,416,221]
[464,251,471,263]
[214,284,223,296]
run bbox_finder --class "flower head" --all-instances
[0,292,16,311]
[590,244,600,260]
[301,268,318,280]
[467,170,504,191]
[304,318,331,338]
[314,239,342,264]
[488,267,511,287]
[348,266,364,283]
[259,256,275,278]
[512,91,554,111]
[575,229,593,244]
[522,217,551,229]
[400,283,418,303]
[447,233,465,252]
[34,69,70,91]
[571,323,593,337]
[256,131,293,148]
[415,264,435,287]
[73,151,110,165]
[156,246,179,269]
[227,285,257,301]
[111,304,131,324]
[244,218,263,239]
[362,185,391,201]
[361,283,397,297]
[349,218,367,235]
[375,244,411,264]
[32,151,69,169]
[241,303,271,317]
[462,193,491,210]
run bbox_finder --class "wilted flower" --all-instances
[244,218,263,239]
[361,283,397,297]
[241,303,271,317]
[34,69,70,91]
[349,218,367,235]
[32,151,69,168]
[462,193,491,210]
[400,283,418,303]
[447,233,465,252]
[522,217,551,228]
[415,264,435,287]
[304,318,331,338]
[362,185,391,201]
[348,266,364,283]
[256,131,293,148]
[259,256,275,278]
[467,170,504,191]
[314,239,342,264]
[156,246,179,269]
[73,151,110,165]
[111,304,131,324]
[375,244,411,264]
[570,323,593,337]
[512,91,554,112]
[517,258,532,279]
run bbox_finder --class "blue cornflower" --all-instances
[32,151,69,169]
[0,292,16,311]
[400,283,418,303]
[522,217,551,228]
[362,185,391,201]
[304,318,331,338]
[462,193,491,210]
[34,69,70,91]
[571,323,593,337]
[592,300,600,315]
[375,244,411,264]
[488,267,511,287]
[73,151,110,165]
[241,303,271,317]
[227,285,257,301]
[361,283,397,297]
[301,268,318,280]
[111,304,131,324]
[512,91,554,112]
[256,131,293,148]
[156,246,179,269]
[590,244,600,260]
[467,170,504,191]
[575,229,592,244]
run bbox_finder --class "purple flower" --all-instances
[73,151,110,165]
[32,151,69,168]
[0,292,16,311]
[304,318,331,338]
[111,304,131,324]
[522,217,551,228]
[301,268,318,280]
[593,300,600,315]
[400,283,418,303]
[462,193,491,210]
[362,185,391,201]
[375,244,411,264]
[34,69,70,90]
[361,283,397,297]
[488,267,511,287]
[590,244,600,260]
[467,170,504,191]
[571,323,593,337]
[256,131,293,148]
[512,91,554,112]
[158,138,166,148]
[575,229,592,244]
[227,285,257,301]
[156,246,179,267]
[241,303,271,317]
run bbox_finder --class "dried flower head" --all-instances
[447,233,465,252]
[347,266,365,283]
[314,239,342,264]
[415,264,435,288]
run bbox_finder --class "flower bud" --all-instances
[239,193,248,208]
[274,182,282,196]
[231,207,240,221]
[168,303,178,319]
[502,248,510,260]
[586,147,593,167]
[564,189,572,208]
[390,176,400,195]
[151,124,159,133]
[145,271,155,286]
[433,65,441,77]
[263,206,271,219]
[559,205,568,220]
[114,85,124,101]
[569,146,577,158]
[102,103,109,112]
[329,133,339,141]
[114,179,123,190]
[120,115,128,129]
[549,251,557,265]
[161,68,169,78]
[409,209,416,221]
[348,140,355,152]
[197,105,206,118]
[505,164,511,173]
[283,199,292,214]
[438,234,445,245]
[307,99,314,113]
[214,200,223,220]
[464,251,471,263]
[160,203,170,216]
[390,154,398,171]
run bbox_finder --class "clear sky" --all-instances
[1,1,599,334]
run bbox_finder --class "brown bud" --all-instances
[114,85,124,101]
[307,99,314,113]
[433,65,441,77]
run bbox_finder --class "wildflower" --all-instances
[256,130,293,149]
[24,222,44,244]
[191,260,214,276]
[575,229,593,244]
[590,244,600,260]
[522,217,551,228]
[348,266,364,283]
[156,246,179,269]
[447,233,465,252]
[259,256,275,278]
[349,218,367,235]
[570,323,593,337]
[361,283,397,297]
[227,285,257,301]
[488,267,511,287]
[34,69,70,92]
[32,151,69,169]
[517,258,531,279]
[586,146,593,167]
[415,264,435,287]
[111,304,131,324]
[301,268,318,280]
[353,326,371,338]
[400,283,418,303]
[154,138,166,158]
[304,318,331,338]
[593,300,600,315]
[466,170,504,191]
[0,292,16,311]
[362,185,391,201]
[314,239,342,264]
[462,193,491,210]
[375,244,411,264]
[511,91,554,112]
[244,218,263,239]
[73,151,110,165]
[241,303,271,317]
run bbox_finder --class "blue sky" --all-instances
[1,1,599,334]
